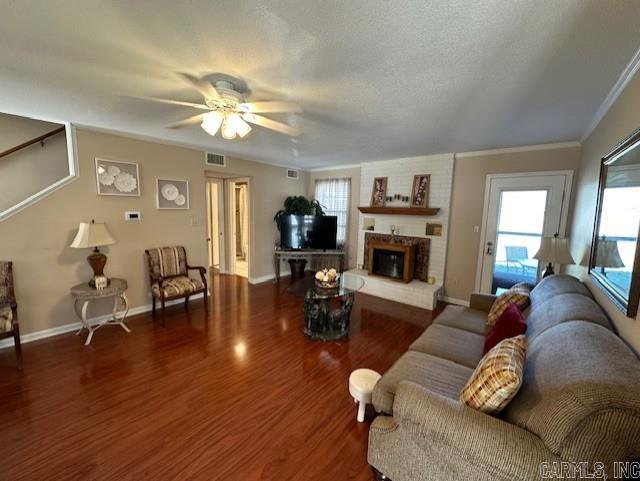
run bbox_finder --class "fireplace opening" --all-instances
[367,240,416,283]
[372,249,405,280]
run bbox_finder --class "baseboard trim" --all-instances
[249,273,277,284]
[442,296,470,307]
[0,292,205,350]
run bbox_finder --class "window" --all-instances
[314,178,350,246]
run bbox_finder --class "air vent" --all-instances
[205,152,226,167]
[286,168,299,180]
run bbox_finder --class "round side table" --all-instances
[70,278,131,346]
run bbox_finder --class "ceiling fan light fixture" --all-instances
[228,113,252,138]
[221,114,237,140]
[201,111,223,136]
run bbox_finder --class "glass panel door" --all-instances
[478,173,571,294]
[492,190,547,293]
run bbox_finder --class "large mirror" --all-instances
[590,127,640,317]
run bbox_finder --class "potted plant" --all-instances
[273,195,325,230]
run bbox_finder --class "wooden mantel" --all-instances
[358,206,440,216]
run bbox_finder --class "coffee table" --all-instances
[288,275,365,341]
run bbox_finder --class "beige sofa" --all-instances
[368,275,640,481]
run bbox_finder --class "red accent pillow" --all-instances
[483,303,527,354]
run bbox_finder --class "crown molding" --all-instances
[455,141,580,159]
[581,44,640,143]
[308,163,362,172]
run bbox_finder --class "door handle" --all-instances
[486,241,494,255]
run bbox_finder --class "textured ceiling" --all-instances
[1,0,640,169]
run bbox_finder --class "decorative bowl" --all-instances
[314,268,340,289]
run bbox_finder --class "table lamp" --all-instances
[70,220,116,288]
[533,233,575,278]
[595,236,625,275]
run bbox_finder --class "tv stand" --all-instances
[274,248,346,283]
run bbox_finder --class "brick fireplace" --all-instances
[363,233,430,282]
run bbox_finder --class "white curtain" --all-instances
[314,178,350,246]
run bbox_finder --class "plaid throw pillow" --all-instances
[459,335,527,414]
[486,282,530,326]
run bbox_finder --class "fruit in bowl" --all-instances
[314,268,340,288]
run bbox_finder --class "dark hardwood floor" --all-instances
[0,275,442,481]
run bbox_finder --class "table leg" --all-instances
[112,293,132,333]
[274,254,280,283]
[73,300,93,345]
[79,302,94,346]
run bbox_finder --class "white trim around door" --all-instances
[474,170,573,293]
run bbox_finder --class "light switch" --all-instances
[125,211,141,221]
[473,225,480,233]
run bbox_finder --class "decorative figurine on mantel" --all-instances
[70,220,117,288]
[390,224,399,242]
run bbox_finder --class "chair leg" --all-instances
[184,295,190,309]
[203,289,208,312]
[161,297,166,327]
[13,324,23,371]
[152,296,156,316]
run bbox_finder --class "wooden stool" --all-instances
[349,368,381,422]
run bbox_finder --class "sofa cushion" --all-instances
[502,321,640,454]
[460,335,527,414]
[529,274,592,307]
[433,305,488,335]
[152,276,205,298]
[526,292,612,341]
[484,303,527,354]
[487,282,530,326]
[409,324,485,368]
[373,351,473,414]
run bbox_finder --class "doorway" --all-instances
[476,171,573,294]
[229,178,250,279]
[206,178,226,274]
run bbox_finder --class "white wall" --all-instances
[357,154,455,285]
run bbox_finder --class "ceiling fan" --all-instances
[141,73,302,140]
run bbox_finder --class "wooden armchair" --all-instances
[144,247,208,325]
[0,261,22,370]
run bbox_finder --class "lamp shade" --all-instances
[70,221,116,249]
[533,236,575,265]
[595,237,625,268]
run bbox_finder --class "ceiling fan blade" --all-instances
[178,73,221,101]
[242,113,301,137]
[136,96,210,110]
[166,113,206,129]
[239,101,302,113]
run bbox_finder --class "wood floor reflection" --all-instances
[0,274,442,481]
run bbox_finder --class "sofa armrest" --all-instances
[386,381,557,477]
[469,292,497,312]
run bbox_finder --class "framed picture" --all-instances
[95,158,140,196]
[410,174,430,208]
[370,177,388,207]
[156,178,190,210]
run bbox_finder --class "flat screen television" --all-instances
[279,215,337,250]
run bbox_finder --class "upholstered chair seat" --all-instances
[151,276,206,298]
